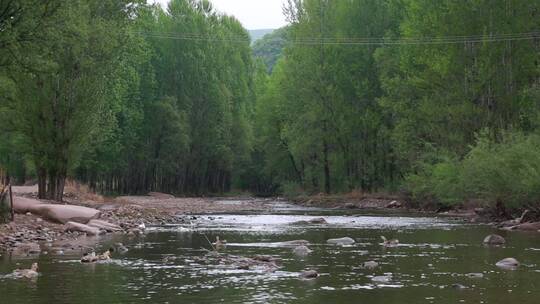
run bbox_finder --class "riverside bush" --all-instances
[406,132,540,210]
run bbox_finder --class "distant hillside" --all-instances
[248,29,275,43]
[252,27,290,72]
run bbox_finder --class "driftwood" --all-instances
[64,221,101,236]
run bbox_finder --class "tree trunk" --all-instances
[37,167,47,199]
[323,139,331,194]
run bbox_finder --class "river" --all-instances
[1,202,539,303]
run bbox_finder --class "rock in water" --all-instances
[451,283,468,290]
[327,237,355,245]
[362,261,379,270]
[371,275,392,283]
[483,234,506,245]
[293,246,313,256]
[465,273,484,279]
[115,243,129,253]
[292,218,328,225]
[307,218,327,224]
[496,257,520,270]
[300,270,319,279]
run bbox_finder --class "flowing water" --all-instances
[1,202,540,304]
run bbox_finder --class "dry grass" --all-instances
[64,180,104,203]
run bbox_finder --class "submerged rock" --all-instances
[451,283,468,290]
[293,217,328,225]
[308,217,327,224]
[371,274,392,283]
[362,261,379,270]
[293,245,313,256]
[327,237,355,245]
[483,234,506,245]
[300,270,319,279]
[496,257,520,270]
[115,243,129,253]
[466,273,484,279]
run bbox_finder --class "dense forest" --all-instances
[1,0,540,212]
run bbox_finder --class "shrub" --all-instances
[405,131,540,211]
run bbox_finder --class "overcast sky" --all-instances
[151,0,288,30]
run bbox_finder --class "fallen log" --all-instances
[87,219,122,232]
[64,221,101,236]
[13,197,100,224]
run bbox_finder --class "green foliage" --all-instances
[252,27,290,72]
[75,0,256,195]
[462,132,540,209]
[405,153,464,207]
[2,0,540,209]
[406,132,540,209]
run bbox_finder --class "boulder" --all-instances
[327,237,355,245]
[495,257,520,270]
[483,234,506,245]
[64,221,101,236]
[344,203,357,209]
[87,219,122,232]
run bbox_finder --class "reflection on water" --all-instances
[1,207,540,304]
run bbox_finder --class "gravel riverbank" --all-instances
[0,186,272,256]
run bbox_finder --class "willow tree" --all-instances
[376,0,540,172]
[255,0,400,194]
[5,0,141,200]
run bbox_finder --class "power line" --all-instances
[132,30,540,45]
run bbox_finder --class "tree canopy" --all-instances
[1,0,540,211]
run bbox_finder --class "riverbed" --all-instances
[1,202,539,304]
